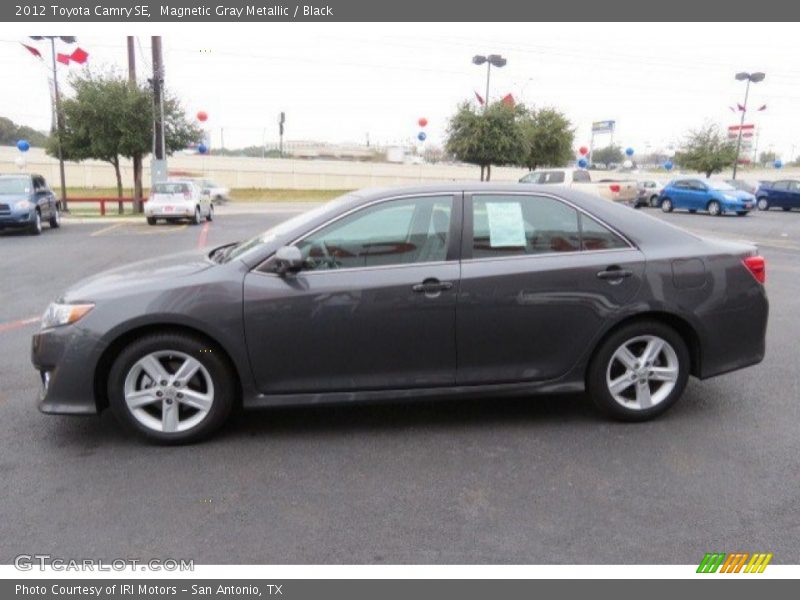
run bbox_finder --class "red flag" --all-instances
[56,53,71,65]
[21,43,42,59]
[737,103,745,111]
[757,104,767,111]
[474,91,485,105]
[502,93,515,107]
[70,47,89,64]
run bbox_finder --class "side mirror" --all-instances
[274,246,304,275]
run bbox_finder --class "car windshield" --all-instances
[0,177,31,195]
[220,193,358,262]
[709,181,736,191]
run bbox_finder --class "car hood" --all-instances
[0,194,31,204]
[61,248,215,302]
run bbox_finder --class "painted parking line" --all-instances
[0,316,39,334]
[89,222,124,237]
[197,221,210,249]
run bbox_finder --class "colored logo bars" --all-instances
[697,552,773,574]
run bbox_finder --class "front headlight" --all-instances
[41,302,94,329]
[14,200,33,210]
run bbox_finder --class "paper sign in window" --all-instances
[486,202,526,247]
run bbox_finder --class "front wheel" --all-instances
[108,333,236,444]
[146,216,157,226]
[707,200,722,216]
[49,206,60,228]
[660,198,673,213]
[587,321,690,421]
[736,211,748,216]
[649,195,660,208]
[757,198,769,211]
[29,210,42,235]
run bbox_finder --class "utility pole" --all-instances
[49,38,68,212]
[278,111,285,157]
[150,36,167,186]
[127,36,143,213]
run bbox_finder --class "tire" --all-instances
[146,217,157,226]
[660,198,673,213]
[707,200,722,216]
[736,211,748,216]
[782,207,791,212]
[587,320,690,422]
[191,206,201,225]
[688,209,697,213]
[206,204,214,222]
[757,197,769,211]
[29,210,42,235]
[108,332,236,444]
[49,206,60,228]
[649,195,659,208]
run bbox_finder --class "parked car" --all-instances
[197,179,230,203]
[634,180,664,208]
[520,168,637,204]
[725,179,759,195]
[32,184,768,443]
[658,178,755,216]
[144,180,213,225]
[755,180,800,211]
[0,174,60,235]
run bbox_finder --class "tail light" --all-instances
[609,184,621,193]
[743,255,766,284]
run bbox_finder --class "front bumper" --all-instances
[31,324,106,415]
[0,209,35,229]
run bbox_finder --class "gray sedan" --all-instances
[31,184,769,443]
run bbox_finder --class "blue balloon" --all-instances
[663,160,674,171]
[774,159,783,169]
[577,158,588,168]
[17,139,30,152]
[198,143,208,154]
[417,131,427,142]
[625,147,634,157]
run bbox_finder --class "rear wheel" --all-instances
[206,204,214,222]
[660,198,673,213]
[191,206,201,225]
[587,321,690,421]
[49,206,60,228]
[146,217,157,226]
[736,211,748,216]
[29,210,42,235]
[649,195,659,208]
[782,207,791,212]
[108,333,236,444]
[707,200,722,216]
[757,197,769,211]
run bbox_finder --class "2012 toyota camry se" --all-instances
[31,184,769,443]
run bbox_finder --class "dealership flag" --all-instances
[21,43,42,59]
[56,53,71,65]
[70,47,89,64]
[474,91,485,105]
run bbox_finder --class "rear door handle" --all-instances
[597,267,633,280]
[412,278,454,294]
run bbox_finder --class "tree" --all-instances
[445,101,527,180]
[674,123,737,178]
[0,117,49,147]
[47,69,202,204]
[518,107,574,170]
[591,145,624,167]
[759,150,777,165]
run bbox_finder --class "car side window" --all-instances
[572,170,591,183]
[472,195,581,258]
[580,214,628,251]
[32,176,44,192]
[771,181,788,190]
[295,196,453,271]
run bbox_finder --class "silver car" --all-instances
[145,180,213,225]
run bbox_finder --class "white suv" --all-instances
[145,180,213,225]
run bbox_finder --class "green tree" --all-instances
[674,124,737,178]
[445,101,527,181]
[518,107,574,170]
[759,150,777,165]
[47,69,202,202]
[591,145,624,167]
[0,116,49,147]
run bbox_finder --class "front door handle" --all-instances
[412,278,454,294]
[597,267,633,281]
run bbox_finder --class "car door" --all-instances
[243,193,461,394]
[787,181,800,208]
[684,180,710,210]
[668,180,688,208]
[32,176,51,219]
[456,192,645,385]
[768,181,788,208]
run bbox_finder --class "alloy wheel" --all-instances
[708,201,721,216]
[757,198,769,211]
[605,335,679,410]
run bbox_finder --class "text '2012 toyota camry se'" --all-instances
[32,184,768,443]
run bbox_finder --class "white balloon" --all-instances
[14,156,26,169]
[623,160,633,169]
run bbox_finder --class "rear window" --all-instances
[521,171,566,184]
[153,183,190,194]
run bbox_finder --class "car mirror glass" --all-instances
[273,246,304,275]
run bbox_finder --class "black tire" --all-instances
[191,206,201,225]
[206,204,214,222]
[587,320,690,422]
[782,207,791,212]
[688,209,697,213]
[736,211,748,216]
[707,200,722,216]
[649,195,659,208]
[660,198,673,213]
[757,197,769,211]
[146,217,157,226]
[29,210,42,235]
[108,332,236,444]
[49,206,60,228]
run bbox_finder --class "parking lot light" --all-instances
[732,71,766,180]
[473,53,507,110]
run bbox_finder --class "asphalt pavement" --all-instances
[1,204,798,564]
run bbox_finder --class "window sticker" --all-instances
[486,201,526,247]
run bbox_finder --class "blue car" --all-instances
[0,174,60,235]
[658,178,755,216]
[755,180,800,212]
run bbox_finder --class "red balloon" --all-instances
[579,146,589,156]
[197,111,208,122]
[418,117,428,128]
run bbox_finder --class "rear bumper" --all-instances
[145,205,195,218]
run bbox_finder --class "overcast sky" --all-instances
[3,22,799,159]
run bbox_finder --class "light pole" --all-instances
[732,71,765,180]
[472,54,507,109]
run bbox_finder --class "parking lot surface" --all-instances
[1,205,799,564]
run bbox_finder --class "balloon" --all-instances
[774,159,783,169]
[625,147,634,157]
[16,139,30,152]
[623,159,633,169]
[198,143,208,154]
[418,117,428,128]
[196,111,208,122]
[663,160,674,171]
[577,158,588,168]
[14,156,26,169]
[417,131,427,142]
[579,146,589,156]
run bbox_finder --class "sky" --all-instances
[2,22,800,159]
